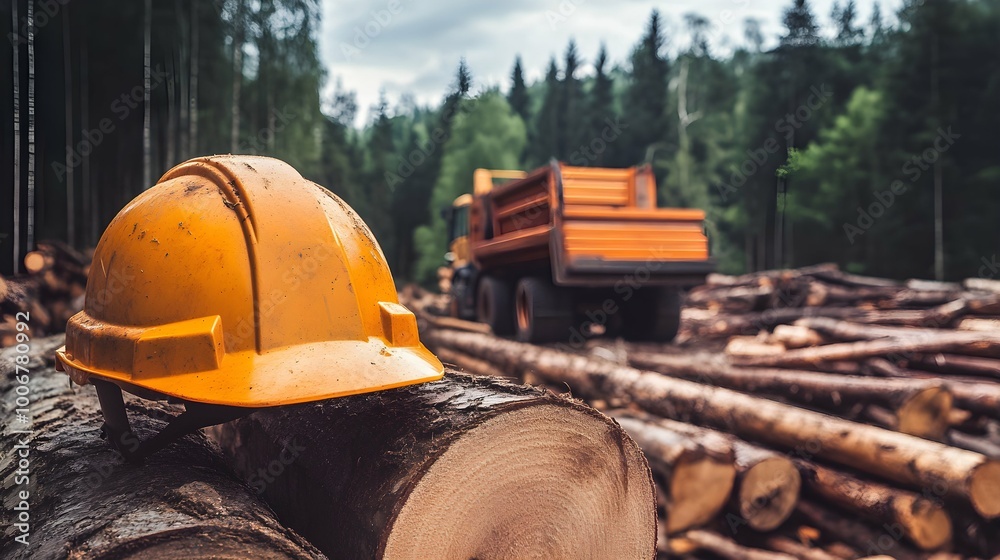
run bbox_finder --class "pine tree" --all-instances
[623,10,671,166]
[508,56,530,123]
[532,58,561,165]
[869,3,887,45]
[558,40,585,160]
[388,60,471,279]
[833,0,863,45]
[367,92,396,259]
[781,0,819,47]
[586,44,615,166]
[744,18,764,52]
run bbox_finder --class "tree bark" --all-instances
[210,371,656,560]
[612,415,735,534]
[865,358,1000,419]
[762,535,845,560]
[619,412,800,532]
[423,328,1000,518]
[0,338,323,559]
[794,460,951,550]
[627,351,952,440]
[731,330,1000,368]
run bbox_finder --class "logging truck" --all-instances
[442,161,714,343]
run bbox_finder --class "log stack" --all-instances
[0,241,89,346]
[406,263,1000,559]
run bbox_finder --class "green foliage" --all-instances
[412,92,528,285]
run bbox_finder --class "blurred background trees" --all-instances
[4,0,999,284]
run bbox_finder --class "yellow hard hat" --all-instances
[55,155,443,460]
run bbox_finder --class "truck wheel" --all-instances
[477,276,514,335]
[515,277,574,343]
[623,287,681,342]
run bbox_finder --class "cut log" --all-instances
[423,328,1000,518]
[612,415,735,534]
[763,535,845,560]
[210,372,656,560]
[615,411,799,532]
[0,337,323,560]
[865,358,1000,419]
[731,330,1000,368]
[666,529,797,560]
[909,352,1000,380]
[22,251,49,274]
[724,335,786,356]
[948,430,1000,458]
[769,324,824,348]
[626,351,952,440]
[794,460,951,550]
[964,277,1000,294]
[794,501,920,560]
[955,316,1000,332]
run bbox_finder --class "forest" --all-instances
[3,0,999,283]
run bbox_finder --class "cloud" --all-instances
[318,0,897,125]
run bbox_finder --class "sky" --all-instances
[318,0,900,125]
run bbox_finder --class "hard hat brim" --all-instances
[56,339,444,407]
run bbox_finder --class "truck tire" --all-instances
[515,277,574,343]
[477,276,515,335]
[623,287,681,342]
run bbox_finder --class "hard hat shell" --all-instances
[56,155,443,407]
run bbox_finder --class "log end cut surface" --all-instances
[382,403,654,560]
[896,498,952,550]
[969,460,1000,518]
[896,387,952,441]
[738,456,801,532]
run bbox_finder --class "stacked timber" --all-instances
[405,267,1000,559]
[682,263,1000,341]
[0,241,89,345]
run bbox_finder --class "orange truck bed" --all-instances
[468,162,713,286]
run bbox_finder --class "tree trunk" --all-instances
[142,0,152,189]
[626,351,952,440]
[423,329,1000,518]
[189,0,198,155]
[612,415,735,534]
[12,0,21,272]
[230,0,245,152]
[62,7,74,247]
[0,338,323,559]
[210,372,656,560]
[794,460,951,550]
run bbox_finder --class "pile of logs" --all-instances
[0,241,89,346]
[682,262,1000,342]
[402,264,1000,560]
